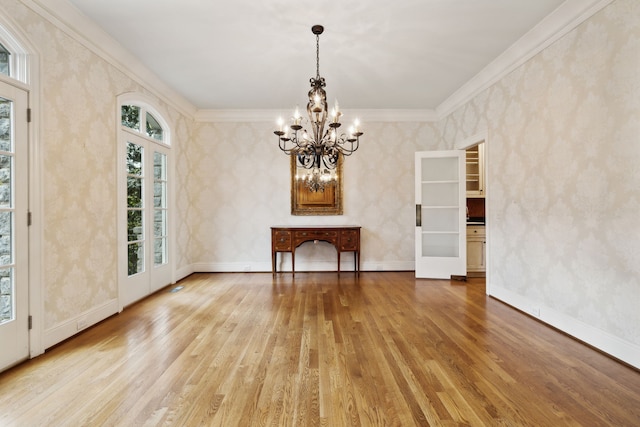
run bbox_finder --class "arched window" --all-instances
[121,104,166,143]
[118,98,172,308]
[0,23,30,84]
[0,42,10,76]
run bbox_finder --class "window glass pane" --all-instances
[421,182,459,207]
[146,112,163,141]
[126,142,143,175]
[0,155,11,208]
[421,157,458,182]
[154,182,165,208]
[121,105,140,131]
[127,209,143,242]
[421,208,459,232]
[127,242,144,276]
[422,233,459,257]
[153,152,165,180]
[127,177,143,208]
[0,267,13,324]
[0,97,11,152]
[154,237,166,266]
[0,211,11,266]
[0,43,9,77]
[154,209,166,237]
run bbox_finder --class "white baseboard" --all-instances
[43,299,119,349]
[188,260,414,274]
[490,285,640,369]
[175,264,195,282]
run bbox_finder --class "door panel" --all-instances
[415,151,466,279]
[120,132,171,307]
[0,82,28,370]
[150,149,170,292]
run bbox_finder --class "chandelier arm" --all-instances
[277,132,306,155]
[332,135,354,155]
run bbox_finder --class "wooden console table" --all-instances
[271,226,361,275]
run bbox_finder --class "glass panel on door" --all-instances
[153,152,167,267]
[127,142,144,276]
[0,97,13,326]
[0,84,29,371]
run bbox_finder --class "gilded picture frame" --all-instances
[291,154,343,215]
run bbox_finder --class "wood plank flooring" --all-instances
[1,272,639,426]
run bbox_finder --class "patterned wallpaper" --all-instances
[1,0,637,362]
[1,0,192,329]
[188,120,443,271]
[440,0,640,346]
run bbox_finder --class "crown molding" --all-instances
[436,0,615,118]
[18,0,614,124]
[24,0,198,119]
[195,108,438,123]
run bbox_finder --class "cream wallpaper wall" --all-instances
[1,0,637,366]
[0,0,192,335]
[440,0,640,352]
[188,0,639,364]
[188,120,443,272]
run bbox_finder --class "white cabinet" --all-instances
[467,225,485,276]
[466,143,485,197]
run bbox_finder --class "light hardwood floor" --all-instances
[1,272,638,426]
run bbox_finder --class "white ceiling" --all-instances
[64,0,569,111]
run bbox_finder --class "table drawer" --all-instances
[294,230,338,239]
[273,230,292,251]
[340,230,359,251]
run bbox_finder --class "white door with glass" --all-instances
[415,151,466,279]
[120,104,171,308]
[0,81,28,370]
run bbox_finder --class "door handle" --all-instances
[416,204,421,227]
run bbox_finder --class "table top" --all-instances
[271,225,361,229]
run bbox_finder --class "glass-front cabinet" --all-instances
[466,143,485,197]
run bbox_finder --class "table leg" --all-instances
[272,251,276,275]
[292,250,295,276]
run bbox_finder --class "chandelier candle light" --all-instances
[274,25,363,192]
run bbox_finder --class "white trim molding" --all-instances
[25,0,197,118]
[437,0,615,118]
[189,260,414,274]
[43,299,118,349]
[195,108,438,123]
[490,285,640,369]
[23,0,614,124]
[0,9,45,359]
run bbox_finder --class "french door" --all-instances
[415,150,466,279]
[0,81,28,370]
[120,131,171,307]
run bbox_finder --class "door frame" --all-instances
[455,130,490,295]
[116,93,175,311]
[0,15,45,360]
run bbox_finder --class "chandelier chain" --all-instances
[316,34,320,80]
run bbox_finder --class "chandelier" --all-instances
[274,25,363,192]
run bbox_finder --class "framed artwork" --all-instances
[291,154,343,215]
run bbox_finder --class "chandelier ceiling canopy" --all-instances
[274,25,363,192]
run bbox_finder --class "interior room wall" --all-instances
[438,0,640,367]
[4,0,637,369]
[188,120,444,272]
[1,0,193,347]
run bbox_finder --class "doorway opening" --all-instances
[457,132,489,293]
